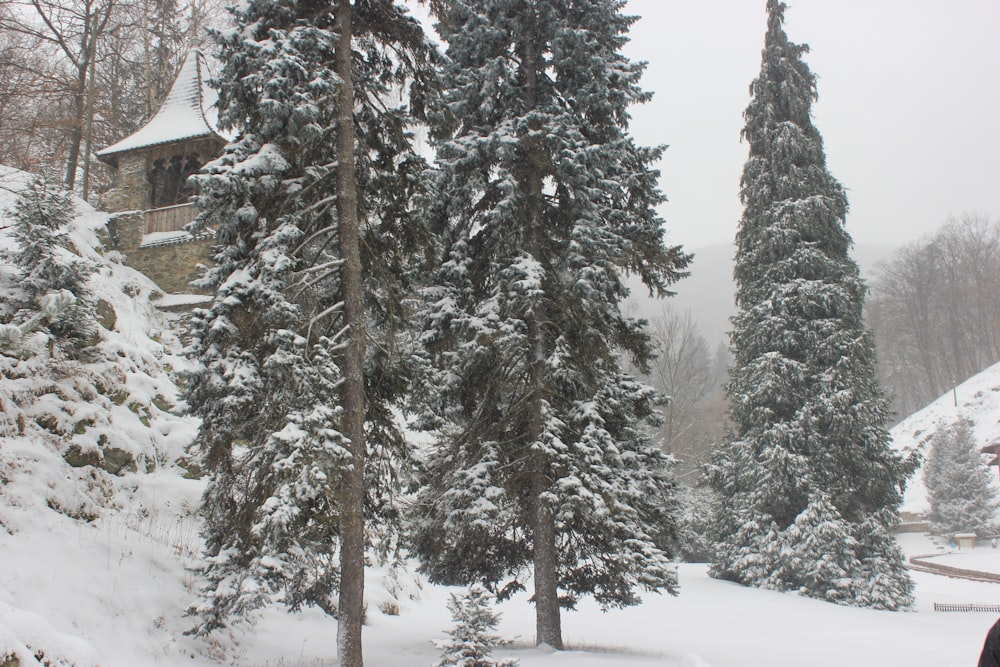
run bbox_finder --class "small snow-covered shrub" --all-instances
[434,586,517,667]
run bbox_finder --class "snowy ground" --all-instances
[3,488,1000,667]
[917,540,1000,575]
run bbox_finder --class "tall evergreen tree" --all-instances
[706,0,913,609]
[924,418,999,537]
[183,2,433,664]
[410,0,690,649]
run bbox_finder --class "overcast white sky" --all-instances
[622,0,1000,250]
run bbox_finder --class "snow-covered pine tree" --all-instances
[184,2,347,635]
[772,493,861,604]
[434,586,518,667]
[410,0,690,649]
[706,0,913,610]
[184,1,434,658]
[0,290,78,357]
[4,175,95,353]
[924,418,999,536]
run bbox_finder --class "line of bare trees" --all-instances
[868,213,1000,421]
[641,306,730,482]
[0,0,220,200]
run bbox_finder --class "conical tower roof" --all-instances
[97,49,224,164]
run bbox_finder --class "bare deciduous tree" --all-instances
[870,214,1000,419]
[644,306,729,481]
[0,0,120,189]
[0,9,68,176]
[0,0,220,197]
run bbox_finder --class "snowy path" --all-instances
[910,554,1000,584]
[905,534,1000,583]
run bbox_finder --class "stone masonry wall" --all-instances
[99,153,148,212]
[102,212,145,254]
[126,238,214,295]
[97,136,225,295]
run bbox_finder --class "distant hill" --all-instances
[627,242,898,347]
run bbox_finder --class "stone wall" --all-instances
[101,212,145,254]
[99,212,213,295]
[126,238,214,295]
[99,153,148,212]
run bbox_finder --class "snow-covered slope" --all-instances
[0,166,418,667]
[892,360,1000,515]
[0,165,205,666]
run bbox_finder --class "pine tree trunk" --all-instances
[520,26,563,651]
[334,2,366,666]
[527,188,562,649]
[531,460,563,649]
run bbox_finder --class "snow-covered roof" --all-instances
[97,49,224,162]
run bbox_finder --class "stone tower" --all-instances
[97,49,226,294]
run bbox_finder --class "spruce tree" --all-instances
[184,2,433,663]
[410,0,690,649]
[434,586,518,667]
[924,418,999,537]
[5,175,95,353]
[706,0,913,609]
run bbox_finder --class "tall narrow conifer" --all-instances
[707,0,913,609]
[184,2,433,664]
[411,0,690,649]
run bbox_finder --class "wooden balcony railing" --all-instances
[144,203,197,234]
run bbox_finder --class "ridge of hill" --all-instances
[0,166,206,665]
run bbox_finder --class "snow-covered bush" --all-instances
[434,586,517,667]
[774,494,861,604]
[0,290,78,357]
[715,493,913,610]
